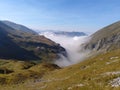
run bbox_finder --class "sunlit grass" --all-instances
[0,49,120,90]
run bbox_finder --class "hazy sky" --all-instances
[0,0,120,33]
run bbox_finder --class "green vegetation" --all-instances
[0,20,120,90]
[0,60,60,85]
[0,49,120,90]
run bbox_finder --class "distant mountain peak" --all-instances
[39,31,87,37]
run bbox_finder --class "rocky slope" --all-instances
[0,21,66,61]
[83,21,120,53]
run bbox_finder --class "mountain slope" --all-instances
[83,21,120,53]
[2,20,37,34]
[0,21,66,61]
[27,49,120,90]
[1,49,120,90]
[0,21,39,60]
[0,21,120,90]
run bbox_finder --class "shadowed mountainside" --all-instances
[0,21,66,61]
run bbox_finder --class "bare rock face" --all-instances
[0,21,67,61]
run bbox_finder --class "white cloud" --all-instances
[40,32,90,67]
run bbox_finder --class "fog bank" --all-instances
[39,32,90,67]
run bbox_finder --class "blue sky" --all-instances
[0,0,120,33]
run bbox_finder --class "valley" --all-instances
[0,49,120,90]
[0,20,120,90]
[1,0,120,90]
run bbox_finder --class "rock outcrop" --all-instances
[83,21,120,53]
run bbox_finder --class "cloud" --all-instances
[39,31,90,67]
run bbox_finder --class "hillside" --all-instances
[83,21,120,53]
[0,21,66,61]
[0,21,120,90]
[1,48,120,90]
[0,20,68,87]
[2,20,37,34]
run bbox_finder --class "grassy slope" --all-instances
[0,60,60,85]
[0,49,120,90]
[91,21,120,41]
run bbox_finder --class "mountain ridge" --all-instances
[2,20,37,34]
[83,21,120,53]
[0,21,66,61]
[0,20,120,90]
[39,30,87,37]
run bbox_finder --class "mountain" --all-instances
[39,31,87,37]
[2,20,37,34]
[54,31,87,37]
[1,21,120,90]
[12,21,120,90]
[0,21,66,61]
[16,49,119,90]
[83,21,120,54]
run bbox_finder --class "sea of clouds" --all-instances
[39,31,90,67]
